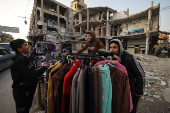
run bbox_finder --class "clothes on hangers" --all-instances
[47,62,62,113]
[49,63,72,113]
[44,54,133,113]
[97,60,133,112]
[86,66,95,113]
[36,43,44,53]
[97,60,127,73]
[62,60,81,113]
[99,65,112,113]
[70,69,81,113]
[109,66,130,113]
[50,44,55,52]
[76,66,87,113]
[45,61,60,111]
[92,64,102,113]
[45,65,57,112]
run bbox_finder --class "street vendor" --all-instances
[109,39,144,113]
[74,31,105,54]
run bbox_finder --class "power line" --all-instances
[160,8,170,12]
[160,6,170,11]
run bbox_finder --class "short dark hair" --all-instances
[10,39,26,53]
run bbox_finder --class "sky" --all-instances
[0,0,170,40]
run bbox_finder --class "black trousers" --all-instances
[131,95,140,113]
[13,86,36,113]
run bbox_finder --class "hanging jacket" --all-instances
[99,65,112,113]
[109,66,130,113]
[45,65,56,112]
[76,66,87,113]
[97,60,133,112]
[49,63,72,113]
[92,64,102,113]
[86,66,95,113]
[10,53,47,89]
[77,31,105,53]
[62,60,81,113]
[109,39,144,96]
[70,69,81,113]
[47,62,63,113]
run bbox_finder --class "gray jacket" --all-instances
[69,69,80,113]
[76,66,87,113]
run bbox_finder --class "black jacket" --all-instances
[109,39,144,96]
[10,53,47,89]
[120,51,144,96]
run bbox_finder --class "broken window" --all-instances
[110,26,113,36]
[36,0,41,7]
[44,13,58,26]
[59,6,67,16]
[103,14,106,20]
[60,18,66,28]
[114,25,117,36]
[43,0,57,12]
[99,11,102,20]
[98,28,101,36]
[99,15,101,20]
[38,25,42,29]
[37,10,40,20]
[102,28,106,36]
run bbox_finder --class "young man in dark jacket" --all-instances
[10,39,50,113]
[109,39,144,113]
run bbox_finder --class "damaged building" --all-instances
[73,0,161,54]
[28,0,162,55]
[28,0,77,50]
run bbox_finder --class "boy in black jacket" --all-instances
[10,39,50,113]
[109,39,144,113]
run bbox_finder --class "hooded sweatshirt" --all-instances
[77,31,105,53]
[109,39,144,96]
[10,53,47,89]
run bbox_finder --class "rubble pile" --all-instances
[134,54,170,112]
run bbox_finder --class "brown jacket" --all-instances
[92,64,102,113]
[109,66,130,113]
[77,31,105,53]
[49,63,71,113]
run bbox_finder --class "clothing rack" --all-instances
[68,53,113,60]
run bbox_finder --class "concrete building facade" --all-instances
[73,1,160,54]
[28,0,77,45]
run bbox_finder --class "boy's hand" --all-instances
[44,63,50,69]
[113,55,121,62]
[96,53,99,56]
[73,51,78,54]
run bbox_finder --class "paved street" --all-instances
[0,68,15,113]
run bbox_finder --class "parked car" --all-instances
[0,47,14,71]
[0,43,15,55]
